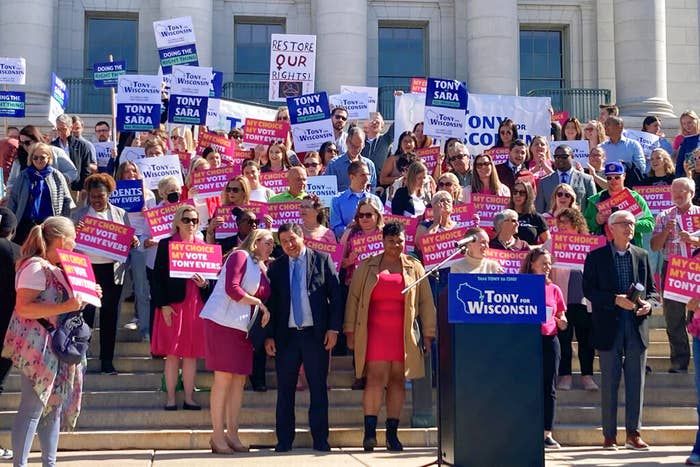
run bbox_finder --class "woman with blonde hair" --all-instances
[547,183,580,218]
[390,161,433,217]
[205,176,251,247]
[644,148,675,185]
[675,110,700,176]
[528,136,554,181]
[467,153,511,198]
[583,120,607,150]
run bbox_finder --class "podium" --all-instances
[438,274,545,467]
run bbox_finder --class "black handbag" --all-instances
[38,312,91,364]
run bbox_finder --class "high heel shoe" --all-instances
[209,438,235,454]
[225,436,250,452]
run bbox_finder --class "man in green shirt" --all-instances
[269,167,308,203]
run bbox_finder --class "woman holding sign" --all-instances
[151,205,212,411]
[509,180,550,245]
[71,173,138,375]
[200,228,274,453]
[3,216,99,466]
[339,198,385,286]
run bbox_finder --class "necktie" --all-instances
[560,172,569,184]
[291,257,304,327]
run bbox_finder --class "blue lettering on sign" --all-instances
[210,71,223,98]
[286,92,331,125]
[448,274,545,324]
[226,116,242,130]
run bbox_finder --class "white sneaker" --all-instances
[123,319,139,330]
[0,447,13,460]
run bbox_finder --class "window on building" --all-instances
[232,20,284,105]
[519,29,564,96]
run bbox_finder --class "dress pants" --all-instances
[83,263,123,366]
[558,304,595,376]
[598,311,647,438]
[543,334,561,431]
[663,261,691,369]
[274,328,330,449]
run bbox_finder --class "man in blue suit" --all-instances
[265,223,343,452]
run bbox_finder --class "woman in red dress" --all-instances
[151,205,212,410]
[345,221,436,452]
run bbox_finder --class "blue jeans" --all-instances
[12,374,61,466]
[128,247,151,337]
[692,337,700,455]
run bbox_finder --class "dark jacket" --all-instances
[582,242,655,351]
[495,162,536,193]
[0,238,20,339]
[361,123,394,173]
[151,235,213,308]
[391,187,419,216]
[51,135,91,191]
[265,248,343,348]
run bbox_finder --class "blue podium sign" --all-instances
[448,273,545,324]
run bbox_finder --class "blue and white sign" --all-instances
[158,44,199,75]
[340,85,378,113]
[329,91,369,120]
[167,65,211,125]
[48,73,68,124]
[116,75,162,132]
[287,92,334,153]
[205,98,278,132]
[210,71,223,98]
[0,57,26,85]
[94,142,114,169]
[154,16,198,75]
[448,273,546,324]
[109,179,144,213]
[93,60,127,88]
[423,78,468,139]
[0,91,25,117]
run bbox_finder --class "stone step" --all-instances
[571,356,694,373]
[570,340,676,357]
[556,406,696,425]
[557,386,697,406]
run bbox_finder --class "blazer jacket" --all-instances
[535,170,597,213]
[51,135,91,191]
[495,162,536,193]
[265,248,343,348]
[582,243,655,351]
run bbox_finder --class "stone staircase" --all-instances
[0,308,696,450]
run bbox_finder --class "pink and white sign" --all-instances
[415,147,439,173]
[267,201,303,230]
[243,118,289,147]
[471,194,509,227]
[214,201,269,239]
[632,185,673,216]
[75,216,135,263]
[485,249,528,274]
[663,255,700,303]
[144,200,195,241]
[383,214,419,252]
[483,147,510,165]
[350,231,384,264]
[418,227,469,269]
[423,204,477,228]
[305,238,342,272]
[168,242,222,280]
[596,189,643,219]
[56,249,102,307]
[260,171,288,194]
[191,165,237,199]
[196,132,237,158]
[550,232,607,270]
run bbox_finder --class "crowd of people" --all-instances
[0,101,700,464]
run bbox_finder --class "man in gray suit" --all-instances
[535,144,597,213]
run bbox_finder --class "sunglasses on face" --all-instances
[304,162,319,168]
[357,212,374,219]
[226,186,242,193]
[438,181,453,188]
[606,175,622,181]
[181,217,199,225]
[32,155,48,162]
[448,154,467,162]
[20,139,34,146]
[475,161,491,168]
[556,191,573,199]
[512,189,527,196]
[333,115,347,121]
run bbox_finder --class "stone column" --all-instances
[312,0,367,94]
[464,0,519,95]
[159,0,213,67]
[613,0,674,116]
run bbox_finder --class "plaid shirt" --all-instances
[611,243,634,294]
[653,205,700,258]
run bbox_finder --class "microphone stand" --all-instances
[402,243,467,467]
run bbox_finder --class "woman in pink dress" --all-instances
[151,205,212,411]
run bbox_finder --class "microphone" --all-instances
[456,234,478,248]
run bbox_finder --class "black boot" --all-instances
[363,415,377,451]
[385,418,403,451]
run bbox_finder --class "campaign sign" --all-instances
[269,34,316,102]
[340,85,378,113]
[210,71,223,97]
[243,118,290,147]
[168,242,222,280]
[196,131,237,157]
[206,98,277,132]
[56,249,101,308]
[0,91,25,117]
[168,66,211,125]
[259,171,288,194]
[116,75,161,132]
[287,92,334,153]
[423,204,477,228]
[415,147,440,173]
[471,194,509,227]
[485,249,529,274]
[632,185,673,216]
[483,147,510,165]
[306,175,338,207]
[158,44,199,74]
[663,255,700,303]
[680,213,700,234]
[134,154,183,190]
[423,78,468,139]
[76,216,135,263]
[267,201,303,230]
[551,111,569,127]
[93,60,126,88]
[418,227,469,269]
[214,201,268,239]
[121,146,145,163]
[153,16,196,49]
[410,78,427,94]
[0,57,26,85]
[595,188,643,219]
[350,231,384,264]
[383,214,420,252]
[191,165,237,199]
[448,273,545,324]
[550,140,590,167]
[329,92,369,120]
[550,232,607,270]
[109,180,144,213]
[48,73,68,125]
[144,200,195,241]
[305,238,342,272]
[94,142,113,169]
[624,129,660,159]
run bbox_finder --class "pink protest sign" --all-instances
[663,255,700,303]
[424,204,477,228]
[383,214,419,252]
[484,147,510,165]
[196,132,236,157]
[168,242,222,280]
[484,249,528,274]
[243,118,290,147]
[418,227,469,269]
[75,216,135,263]
[305,238,342,272]
[680,213,700,233]
[214,201,269,239]
[471,194,509,227]
[350,231,384,264]
[632,185,673,216]
[56,249,101,307]
[143,200,195,241]
[267,201,303,230]
[260,171,288,194]
[415,147,439,173]
[552,111,569,127]
[191,165,237,199]
[410,78,427,94]
[595,188,643,218]
[550,232,607,270]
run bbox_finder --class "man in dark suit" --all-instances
[52,113,92,192]
[495,139,536,193]
[583,209,655,451]
[265,223,343,452]
[535,144,597,213]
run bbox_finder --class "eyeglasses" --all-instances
[226,186,242,193]
[612,221,635,227]
[512,189,528,196]
[333,115,347,121]
[32,155,48,161]
[304,162,320,168]
[475,162,491,168]
[606,175,622,181]
[357,212,374,219]
[554,154,571,160]
[437,181,454,188]
[556,191,573,199]
[326,148,338,154]
[448,154,467,162]
[20,139,33,146]
[180,217,199,225]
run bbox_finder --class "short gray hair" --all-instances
[493,208,519,232]
[347,125,365,143]
[672,176,695,194]
[157,175,181,196]
[607,209,635,227]
[55,114,72,127]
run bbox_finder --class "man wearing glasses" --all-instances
[330,161,382,239]
[325,126,377,193]
[361,112,394,171]
[535,144,596,213]
[331,107,349,154]
[446,142,472,187]
[583,209,655,451]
